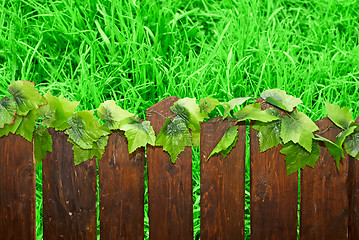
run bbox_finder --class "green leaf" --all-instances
[119,117,156,153]
[70,135,109,165]
[38,92,79,130]
[0,97,16,128]
[155,117,192,163]
[65,110,110,149]
[335,126,357,146]
[8,81,46,116]
[265,108,281,118]
[208,126,238,160]
[344,132,359,159]
[280,141,320,175]
[170,98,206,131]
[15,109,38,141]
[253,119,282,152]
[222,97,251,119]
[325,102,353,130]
[314,134,344,169]
[97,100,134,130]
[281,111,319,152]
[233,103,280,122]
[199,97,220,117]
[33,126,53,164]
[261,89,302,112]
[0,115,23,137]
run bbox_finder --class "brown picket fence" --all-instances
[0,97,358,240]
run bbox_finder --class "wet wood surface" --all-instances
[349,116,359,240]
[250,99,298,240]
[99,132,145,240]
[0,134,35,240]
[200,117,245,239]
[42,129,97,240]
[146,97,194,240]
[300,118,349,240]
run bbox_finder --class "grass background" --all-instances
[1,0,358,239]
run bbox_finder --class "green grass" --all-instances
[0,0,358,239]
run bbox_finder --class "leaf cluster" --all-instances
[0,81,357,173]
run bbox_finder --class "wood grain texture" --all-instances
[200,117,245,240]
[43,129,97,240]
[349,116,359,240]
[0,134,35,240]
[99,132,145,240]
[300,117,349,240]
[146,96,193,240]
[250,99,298,240]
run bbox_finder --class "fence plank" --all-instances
[349,116,359,240]
[0,134,35,240]
[200,118,245,239]
[250,100,298,240]
[300,117,349,240]
[99,132,145,240]
[146,97,193,240]
[43,129,97,240]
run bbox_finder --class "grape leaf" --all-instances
[199,97,220,117]
[325,102,353,130]
[66,110,110,149]
[261,89,302,112]
[280,141,320,175]
[8,81,46,116]
[281,111,319,152]
[335,126,357,146]
[314,134,344,169]
[38,92,79,130]
[222,97,251,119]
[155,117,192,163]
[208,126,238,160]
[15,109,38,141]
[70,135,109,165]
[0,115,23,137]
[97,100,134,130]
[0,97,16,128]
[170,98,206,131]
[253,119,282,152]
[344,131,359,159]
[33,126,53,164]
[233,103,280,122]
[119,117,156,153]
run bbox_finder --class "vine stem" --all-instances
[146,109,174,120]
[316,125,334,135]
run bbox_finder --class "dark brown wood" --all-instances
[0,134,36,240]
[349,116,359,240]
[99,132,145,240]
[200,117,245,239]
[43,129,97,240]
[300,117,349,240]
[146,97,193,240]
[250,99,298,240]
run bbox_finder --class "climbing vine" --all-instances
[0,81,358,175]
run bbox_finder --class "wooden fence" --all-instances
[0,97,358,240]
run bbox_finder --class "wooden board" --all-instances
[250,99,298,240]
[200,117,245,239]
[146,97,193,240]
[349,116,359,240]
[99,132,145,240]
[300,117,349,240]
[0,134,35,240]
[42,129,97,240]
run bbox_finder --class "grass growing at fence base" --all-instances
[1,0,358,239]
